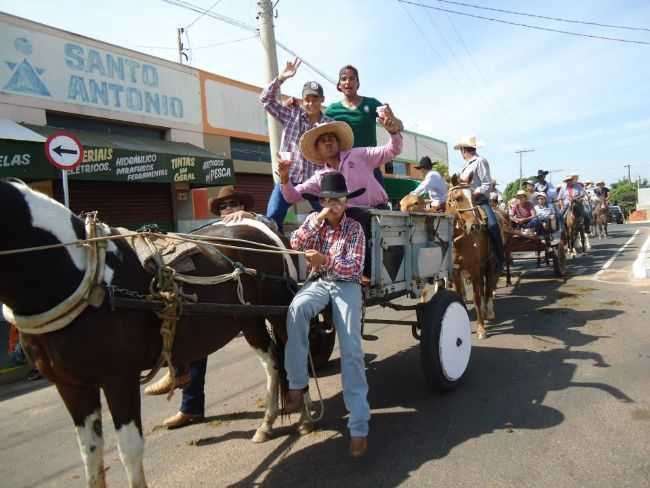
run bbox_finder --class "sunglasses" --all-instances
[217,200,242,211]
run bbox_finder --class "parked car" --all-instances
[608,205,624,224]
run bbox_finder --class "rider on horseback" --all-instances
[558,174,591,233]
[455,136,505,273]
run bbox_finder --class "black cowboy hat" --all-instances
[537,169,549,177]
[414,156,433,170]
[302,172,366,202]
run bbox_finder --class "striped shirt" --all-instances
[260,78,332,185]
[290,213,365,282]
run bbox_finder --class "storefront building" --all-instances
[1,12,447,231]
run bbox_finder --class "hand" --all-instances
[305,249,327,268]
[278,57,302,82]
[315,206,331,223]
[276,154,292,184]
[283,96,302,108]
[222,210,254,223]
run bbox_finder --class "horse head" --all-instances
[0,179,95,315]
[399,193,426,212]
[446,184,481,235]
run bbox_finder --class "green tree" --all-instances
[503,175,537,202]
[610,179,638,213]
[432,161,449,179]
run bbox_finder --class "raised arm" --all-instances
[259,58,302,123]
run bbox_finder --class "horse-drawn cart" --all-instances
[505,226,568,282]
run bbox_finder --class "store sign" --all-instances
[0,19,201,125]
[0,141,235,187]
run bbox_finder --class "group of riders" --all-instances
[142,58,611,459]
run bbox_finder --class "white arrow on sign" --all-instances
[44,132,84,170]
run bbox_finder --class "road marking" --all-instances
[632,234,650,279]
[593,229,640,282]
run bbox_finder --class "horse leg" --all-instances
[472,275,487,340]
[56,383,106,488]
[243,320,280,443]
[103,378,147,488]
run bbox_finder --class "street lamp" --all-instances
[515,148,535,186]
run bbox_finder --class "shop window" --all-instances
[384,161,407,176]
[46,113,165,139]
[231,138,271,163]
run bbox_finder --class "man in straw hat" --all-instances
[409,156,448,211]
[509,189,538,232]
[278,113,402,209]
[260,57,332,230]
[145,186,278,429]
[454,136,505,271]
[285,172,370,458]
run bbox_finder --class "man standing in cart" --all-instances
[261,57,332,230]
[325,65,403,188]
[455,136,505,273]
[284,171,370,458]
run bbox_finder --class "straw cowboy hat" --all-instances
[516,189,528,197]
[453,136,484,150]
[299,121,354,165]
[209,186,254,215]
[535,192,547,200]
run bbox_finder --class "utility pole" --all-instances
[257,0,282,183]
[515,148,535,186]
[548,168,564,185]
[624,163,632,182]
[177,27,185,64]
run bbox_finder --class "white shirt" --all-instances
[534,203,554,220]
[460,154,491,195]
[411,170,448,204]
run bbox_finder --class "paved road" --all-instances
[2,223,650,488]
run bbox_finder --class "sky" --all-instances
[1,0,649,187]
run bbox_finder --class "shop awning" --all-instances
[0,119,47,142]
[0,123,235,187]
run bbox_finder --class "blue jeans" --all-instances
[180,358,207,416]
[266,184,321,231]
[285,279,370,437]
[479,202,505,271]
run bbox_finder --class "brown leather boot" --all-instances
[350,436,368,458]
[162,411,204,429]
[144,371,190,396]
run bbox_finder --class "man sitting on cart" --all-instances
[284,172,370,458]
[533,192,563,239]
[509,189,540,233]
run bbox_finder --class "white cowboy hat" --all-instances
[535,192,547,199]
[516,189,528,197]
[453,136,484,150]
[562,174,575,182]
[299,121,354,165]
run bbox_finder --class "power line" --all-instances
[192,34,259,49]
[398,0,650,46]
[434,0,650,33]
[185,0,224,29]
[162,0,337,85]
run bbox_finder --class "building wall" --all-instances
[638,188,650,211]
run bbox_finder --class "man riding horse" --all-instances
[455,136,505,273]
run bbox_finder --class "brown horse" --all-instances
[564,199,588,257]
[592,197,609,239]
[445,184,499,340]
[0,180,315,488]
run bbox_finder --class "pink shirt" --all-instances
[281,132,403,207]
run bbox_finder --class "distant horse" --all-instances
[446,181,499,340]
[564,199,588,256]
[0,180,315,488]
[592,197,608,239]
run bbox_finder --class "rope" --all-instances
[302,349,325,423]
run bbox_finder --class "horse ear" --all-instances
[451,174,460,186]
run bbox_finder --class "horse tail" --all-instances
[272,321,289,416]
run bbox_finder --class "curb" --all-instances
[0,364,30,385]
[632,235,650,279]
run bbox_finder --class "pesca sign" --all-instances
[0,140,235,187]
[0,17,202,125]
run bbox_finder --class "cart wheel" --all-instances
[552,240,567,277]
[309,311,336,371]
[420,289,472,392]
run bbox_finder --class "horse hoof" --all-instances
[252,429,271,443]
[297,422,314,436]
